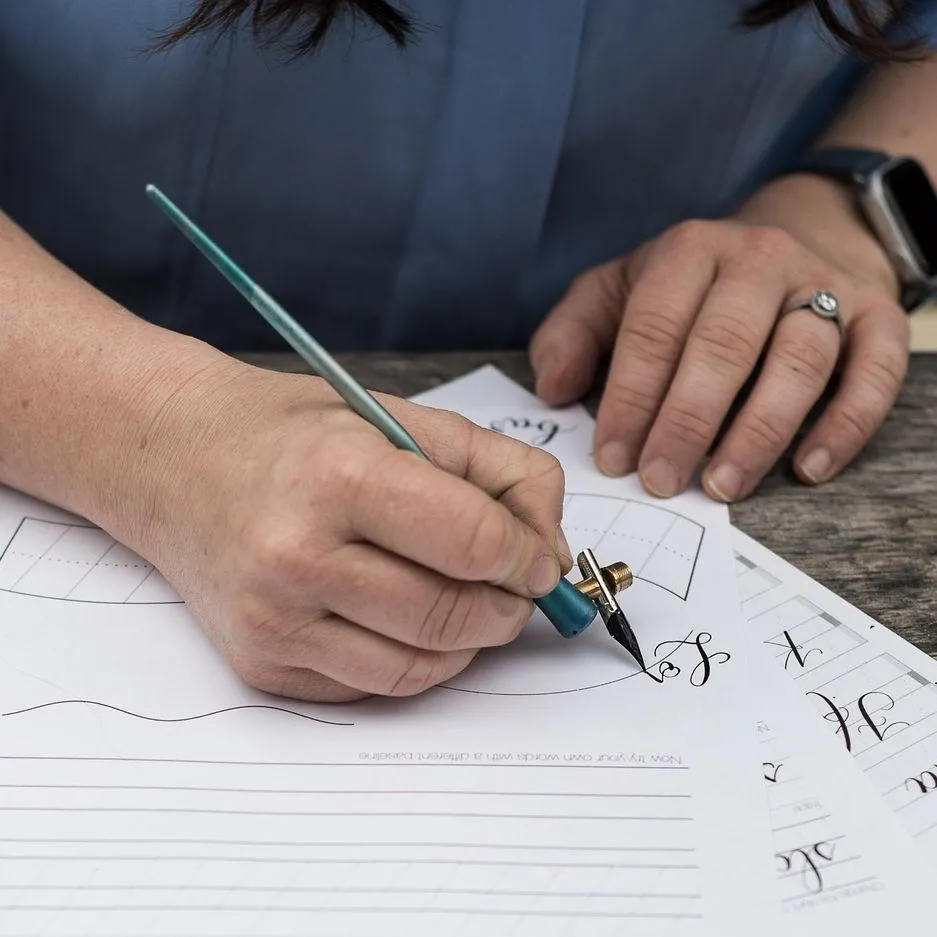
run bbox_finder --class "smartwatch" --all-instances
[782,147,937,311]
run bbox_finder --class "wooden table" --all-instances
[243,350,937,658]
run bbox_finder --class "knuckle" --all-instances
[742,224,797,260]
[657,402,713,448]
[621,309,685,363]
[771,335,833,386]
[227,650,277,693]
[317,438,374,500]
[738,410,788,455]
[664,219,713,252]
[530,447,565,486]
[523,448,567,515]
[462,502,515,581]
[384,649,449,697]
[855,349,908,402]
[830,404,877,444]
[694,313,763,369]
[241,516,308,583]
[416,582,478,651]
[602,377,660,421]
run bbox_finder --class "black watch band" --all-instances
[781,147,937,312]
[785,147,893,184]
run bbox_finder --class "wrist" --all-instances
[735,173,900,299]
[76,327,244,554]
[100,335,261,562]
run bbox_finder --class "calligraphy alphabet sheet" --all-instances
[734,528,937,866]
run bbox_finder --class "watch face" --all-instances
[882,159,937,277]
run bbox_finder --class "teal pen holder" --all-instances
[535,579,598,638]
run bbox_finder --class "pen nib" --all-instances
[604,609,646,671]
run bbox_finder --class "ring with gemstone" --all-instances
[779,289,844,340]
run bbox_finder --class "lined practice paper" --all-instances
[0,754,703,934]
[0,462,775,936]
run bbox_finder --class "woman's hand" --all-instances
[530,183,909,502]
[126,363,570,703]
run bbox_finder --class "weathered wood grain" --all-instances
[241,350,937,658]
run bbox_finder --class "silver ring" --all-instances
[780,289,844,340]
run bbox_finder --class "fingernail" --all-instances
[641,458,681,498]
[528,554,561,597]
[705,463,743,502]
[800,448,831,484]
[598,441,632,477]
[555,525,573,567]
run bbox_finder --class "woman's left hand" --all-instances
[529,213,909,502]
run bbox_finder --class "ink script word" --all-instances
[806,690,910,753]
[777,841,836,895]
[644,631,731,688]
[488,417,570,448]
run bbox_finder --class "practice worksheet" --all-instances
[734,528,937,867]
[420,366,935,929]
[0,456,773,933]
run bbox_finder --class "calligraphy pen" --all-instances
[144,184,645,669]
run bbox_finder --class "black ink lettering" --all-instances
[855,692,910,743]
[643,661,682,685]
[763,762,783,783]
[765,630,822,670]
[777,841,835,895]
[532,420,561,446]
[806,692,852,752]
[489,417,566,447]
[905,766,937,795]
[653,632,730,687]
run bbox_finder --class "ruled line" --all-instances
[0,904,703,920]
[0,837,695,854]
[0,784,687,798]
[0,756,688,769]
[0,855,699,870]
[0,807,692,821]
[0,885,703,900]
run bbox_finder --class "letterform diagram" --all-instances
[0,517,181,604]
[561,494,704,600]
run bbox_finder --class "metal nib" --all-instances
[603,608,646,671]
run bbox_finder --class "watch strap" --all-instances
[784,147,893,184]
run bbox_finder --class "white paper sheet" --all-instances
[734,528,937,867]
[749,638,932,925]
[0,381,777,935]
[423,367,934,929]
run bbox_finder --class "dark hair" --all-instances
[740,0,920,60]
[154,0,414,56]
[156,0,921,60]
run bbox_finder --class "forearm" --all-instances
[0,209,234,545]
[736,53,937,293]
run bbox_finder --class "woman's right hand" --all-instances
[120,359,571,703]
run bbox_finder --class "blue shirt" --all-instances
[2,1,936,352]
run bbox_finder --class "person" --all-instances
[1,0,936,701]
